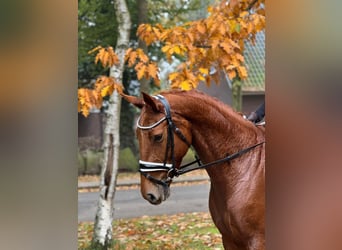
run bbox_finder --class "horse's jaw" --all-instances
[142,184,170,205]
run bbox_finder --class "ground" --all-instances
[78,170,223,249]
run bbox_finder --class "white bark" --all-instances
[93,0,131,247]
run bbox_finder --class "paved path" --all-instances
[78,183,210,222]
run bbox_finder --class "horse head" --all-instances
[123,92,192,205]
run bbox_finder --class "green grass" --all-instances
[78,212,223,249]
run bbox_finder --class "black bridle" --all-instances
[137,94,265,187]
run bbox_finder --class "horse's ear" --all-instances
[121,93,144,109]
[142,92,161,112]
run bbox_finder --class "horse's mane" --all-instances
[159,89,245,121]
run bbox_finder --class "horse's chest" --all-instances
[209,188,255,242]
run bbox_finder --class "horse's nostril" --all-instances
[147,193,157,203]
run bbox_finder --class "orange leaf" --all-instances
[161,45,170,53]
[236,53,244,62]
[137,64,146,80]
[197,22,206,34]
[128,51,137,67]
[220,43,231,54]
[147,63,158,79]
[153,77,161,87]
[228,70,237,80]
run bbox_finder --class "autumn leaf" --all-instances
[113,83,124,95]
[78,212,222,249]
[228,70,237,79]
[179,80,192,91]
[161,45,170,53]
[197,22,206,34]
[136,64,147,80]
[80,0,265,115]
[153,77,161,87]
[236,53,244,62]
[88,46,102,55]
[127,51,137,67]
[168,72,179,81]
[199,68,209,75]
[136,48,149,63]
[92,47,119,68]
[100,85,113,97]
[220,42,231,54]
[147,63,158,79]
[237,65,248,79]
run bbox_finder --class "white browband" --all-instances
[136,116,167,130]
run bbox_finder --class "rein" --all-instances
[137,94,265,187]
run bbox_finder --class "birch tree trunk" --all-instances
[92,0,131,248]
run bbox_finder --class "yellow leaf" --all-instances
[161,45,170,53]
[197,74,205,81]
[199,68,209,75]
[180,80,192,91]
[100,85,110,97]
[237,66,248,79]
[88,46,102,55]
[168,72,179,81]
[82,106,90,117]
[174,45,181,54]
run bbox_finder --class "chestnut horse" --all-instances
[123,89,265,250]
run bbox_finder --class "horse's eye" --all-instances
[153,134,163,142]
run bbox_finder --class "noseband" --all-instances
[137,94,265,187]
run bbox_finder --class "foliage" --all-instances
[138,0,265,90]
[78,0,265,116]
[78,46,158,116]
[78,0,119,87]
[78,212,223,249]
[78,0,206,88]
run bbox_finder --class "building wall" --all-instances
[78,112,104,150]
[197,74,233,106]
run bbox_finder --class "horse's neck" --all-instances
[176,96,260,161]
[170,92,264,183]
